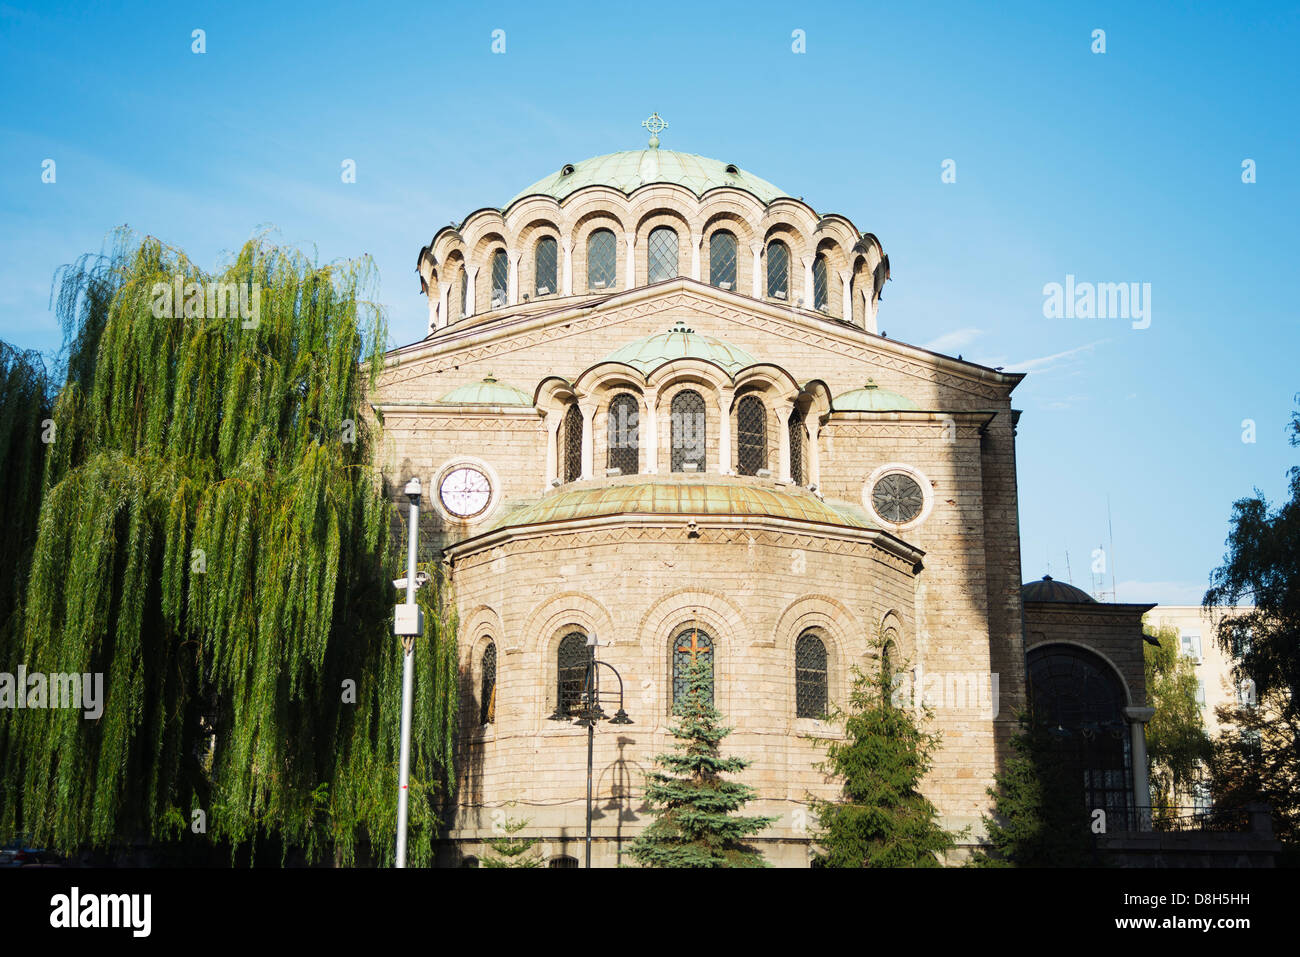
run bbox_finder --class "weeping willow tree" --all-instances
[0,230,457,865]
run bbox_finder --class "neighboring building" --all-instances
[1144,605,1255,742]
[373,119,1160,865]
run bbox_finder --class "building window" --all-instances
[1195,678,1206,707]
[736,395,767,476]
[672,626,713,705]
[1180,632,1203,662]
[457,265,467,320]
[789,409,804,486]
[562,404,582,483]
[795,632,828,719]
[587,229,616,290]
[1231,626,1253,659]
[557,632,589,716]
[648,226,679,284]
[766,240,789,300]
[606,393,639,475]
[1027,645,1134,829]
[813,254,829,312]
[480,642,497,725]
[670,389,706,473]
[709,231,737,290]
[490,249,508,307]
[548,856,580,868]
[871,472,925,525]
[535,237,557,296]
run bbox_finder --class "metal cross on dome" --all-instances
[642,112,668,147]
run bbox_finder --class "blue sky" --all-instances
[2,0,1297,605]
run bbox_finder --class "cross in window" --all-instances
[677,628,711,662]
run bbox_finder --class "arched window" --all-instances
[709,231,737,289]
[587,229,616,290]
[670,389,706,473]
[736,396,767,476]
[813,254,829,312]
[766,240,789,300]
[557,632,589,716]
[490,249,508,307]
[789,409,804,486]
[1027,645,1133,828]
[457,265,468,320]
[562,404,582,483]
[606,393,639,475]
[647,226,679,284]
[535,237,557,296]
[672,626,713,705]
[480,642,497,725]
[795,633,828,718]
[548,855,580,868]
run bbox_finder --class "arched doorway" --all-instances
[1026,644,1134,829]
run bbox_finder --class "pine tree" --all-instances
[628,657,775,867]
[481,812,543,868]
[967,712,1097,867]
[813,640,962,867]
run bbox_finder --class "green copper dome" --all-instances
[509,150,788,206]
[437,374,533,407]
[603,322,758,375]
[834,379,918,412]
[484,481,878,534]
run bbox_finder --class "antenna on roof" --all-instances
[1065,550,1073,586]
[1107,494,1117,602]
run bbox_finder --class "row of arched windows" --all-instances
[558,390,805,481]
[476,629,831,725]
[450,233,841,318]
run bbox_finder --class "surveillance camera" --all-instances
[404,476,422,499]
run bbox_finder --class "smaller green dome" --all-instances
[437,374,533,407]
[834,379,917,412]
[603,321,757,375]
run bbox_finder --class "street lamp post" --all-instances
[550,633,631,868]
[393,477,425,869]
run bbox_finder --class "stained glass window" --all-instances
[789,409,804,486]
[795,633,827,718]
[490,249,508,307]
[648,226,679,284]
[557,632,589,716]
[709,231,737,289]
[672,627,713,705]
[607,393,639,475]
[871,473,924,524]
[535,237,557,296]
[813,254,829,312]
[562,404,582,483]
[736,396,767,476]
[670,389,706,473]
[587,229,616,290]
[766,241,789,299]
[480,642,497,725]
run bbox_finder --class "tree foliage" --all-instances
[1208,690,1300,854]
[628,657,774,867]
[481,812,543,868]
[1142,621,1212,816]
[813,639,961,867]
[0,231,457,864]
[968,712,1097,867]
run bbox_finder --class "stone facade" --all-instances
[376,142,1154,865]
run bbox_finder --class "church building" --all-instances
[372,117,1157,865]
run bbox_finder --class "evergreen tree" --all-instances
[628,656,774,867]
[481,812,543,868]
[968,712,1097,867]
[812,641,962,867]
[0,231,458,865]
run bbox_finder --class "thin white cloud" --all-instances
[921,327,983,354]
[1010,339,1109,373]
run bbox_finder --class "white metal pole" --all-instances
[396,487,419,867]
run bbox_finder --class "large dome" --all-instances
[602,321,757,375]
[508,149,788,206]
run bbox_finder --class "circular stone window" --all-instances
[870,472,925,525]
